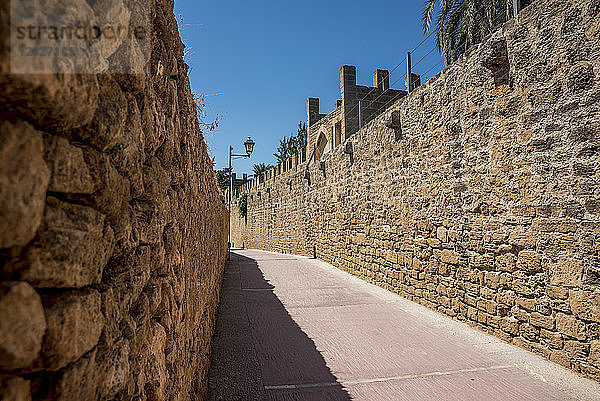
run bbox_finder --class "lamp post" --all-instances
[228,137,255,260]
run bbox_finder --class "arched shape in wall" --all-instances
[316,131,328,160]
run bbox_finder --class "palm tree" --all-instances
[422,0,516,64]
[253,163,270,176]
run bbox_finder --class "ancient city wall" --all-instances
[0,0,228,399]
[232,0,600,381]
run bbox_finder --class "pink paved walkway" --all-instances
[208,250,600,401]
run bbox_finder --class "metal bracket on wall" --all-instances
[344,141,354,164]
[303,169,311,186]
[384,110,403,140]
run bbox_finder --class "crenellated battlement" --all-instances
[229,64,408,201]
[306,65,407,162]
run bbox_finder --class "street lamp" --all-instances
[243,137,255,155]
[228,137,255,260]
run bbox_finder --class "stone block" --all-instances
[436,227,448,242]
[508,231,536,249]
[41,289,104,370]
[547,285,569,300]
[530,312,555,330]
[0,73,99,135]
[556,312,587,340]
[541,329,563,349]
[76,74,128,151]
[440,250,459,265]
[496,253,517,272]
[33,348,100,400]
[109,94,145,198]
[564,340,588,360]
[84,149,132,222]
[0,282,46,370]
[590,340,600,367]
[516,298,536,311]
[44,136,94,194]
[568,290,600,322]
[0,376,31,401]
[18,197,114,288]
[95,338,131,399]
[142,157,171,204]
[0,121,50,248]
[516,251,542,273]
[550,258,584,287]
[550,350,572,368]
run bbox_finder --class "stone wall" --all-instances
[0,0,228,399]
[232,0,600,381]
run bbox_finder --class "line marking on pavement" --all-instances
[264,382,342,390]
[263,365,514,391]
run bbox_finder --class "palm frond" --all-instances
[423,0,512,64]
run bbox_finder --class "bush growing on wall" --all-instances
[238,193,248,221]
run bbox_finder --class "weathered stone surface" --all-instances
[569,290,600,322]
[0,0,99,133]
[0,283,46,370]
[480,30,510,86]
[590,340,600,367]
[0,122,50,248]
[440,250,459,265]
[550,258,584,287]
[84,149,132,222]
[95,338,131,399]
[76,75,128,152]
[0,0,227,397]
[142,156,171,204]
[142,322,168,401]
[33,338,131,401]
[0,73,99,135]
[0,376,31,401]
[18,197,114,288]
[41,289,104,371]
[33,348,100,400]
[44,136,94,194]
[109,94,145,198]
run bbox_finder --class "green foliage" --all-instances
[296,121,307,149]
[273,121,307,163]
[238,193,248,219]
[192,93,222,133]
[253,163,271,176]
[422,0,514,63]
[215,168,229,192]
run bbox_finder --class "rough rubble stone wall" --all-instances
[231,0,600,381]
[0,0,228,399]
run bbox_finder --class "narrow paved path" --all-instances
[208,250,600,401]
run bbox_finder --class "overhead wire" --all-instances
[360,7,510,121]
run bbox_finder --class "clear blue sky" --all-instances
[174,0,444,176]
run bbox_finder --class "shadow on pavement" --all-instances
[208,252,350,401]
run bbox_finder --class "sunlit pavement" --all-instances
[208,250,600,401]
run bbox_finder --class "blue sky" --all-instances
[174,0,444,175]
